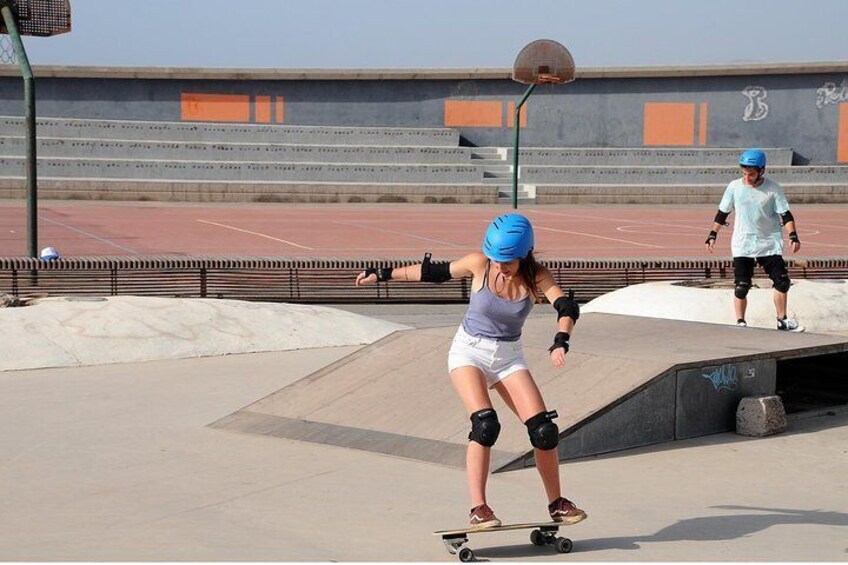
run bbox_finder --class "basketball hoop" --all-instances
[534,73,566,85]
[512,39,575,85]
[509,39,575,210]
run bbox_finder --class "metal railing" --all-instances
[2,256,847,304]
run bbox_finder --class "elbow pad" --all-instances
[420,252,452,283]
[714,210,729,225]
[780,210,795,225]
[553,295,579,322]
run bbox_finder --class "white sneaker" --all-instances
[736,319,748,328]
[777,317,805,332]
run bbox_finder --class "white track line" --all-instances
[40,215,140,254]
[197,219,314,250]
[535,225,664,248]
[330,220,465,248]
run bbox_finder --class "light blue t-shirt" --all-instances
[719,177,790,258]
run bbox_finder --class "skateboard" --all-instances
[433,521,574,562]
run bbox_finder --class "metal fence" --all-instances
[1,256,847,304]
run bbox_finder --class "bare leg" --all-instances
[774,290,788,319]
[734,296,747,321]
[494,370,561,503]
[450,365,493,508]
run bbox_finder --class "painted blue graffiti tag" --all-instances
[701,364,738,392]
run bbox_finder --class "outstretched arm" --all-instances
[355,252,485,286]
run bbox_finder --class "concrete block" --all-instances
[736,395,787,437]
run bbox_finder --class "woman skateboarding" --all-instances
[356,213,587,529]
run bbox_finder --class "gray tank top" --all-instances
[461,262,534,341]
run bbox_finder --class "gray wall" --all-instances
[0,64,846,164]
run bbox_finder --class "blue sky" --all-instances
[14,0,848,69]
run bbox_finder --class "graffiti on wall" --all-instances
[742,86,769,121]
[816,79,848,108]
[700,363,757,393]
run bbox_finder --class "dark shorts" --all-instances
[733,255,790,289]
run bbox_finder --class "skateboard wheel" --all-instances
[555,537,573,553]
[530,529,545,546]
[458,547,475,562]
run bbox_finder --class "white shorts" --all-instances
[447,325,529,388]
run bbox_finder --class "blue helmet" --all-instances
[482,213,534,262]
[39,246,60,261]
[739,149,766,168]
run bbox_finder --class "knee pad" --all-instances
[468,408,501,447]
[525,410,560,451]
[773,274,791,293]
[734,282,751,299]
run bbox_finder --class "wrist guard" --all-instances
[364,266,393,282]
[789,231,800,243]
[548,331,570,353]
[705,230,717,244]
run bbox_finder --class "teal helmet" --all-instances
[739,149,766,168]
[482,214,534,262]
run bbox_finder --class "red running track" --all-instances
[1,201,846,260]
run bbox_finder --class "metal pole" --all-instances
[1,4,37,257]
[511,83,536,210]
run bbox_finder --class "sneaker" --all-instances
[777,316,805,333]
[736,319,748,327]
[548,497,587,524]
[469,504,501,529]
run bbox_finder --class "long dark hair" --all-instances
[518,251,543,303]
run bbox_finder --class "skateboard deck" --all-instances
[434,521,576,561]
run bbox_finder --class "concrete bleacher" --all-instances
[508,147,848,204]
[0,136,473,164]
[0,116,847,204]
[0,116,493,203]
[508,147,796,166]
[0,116,460,146]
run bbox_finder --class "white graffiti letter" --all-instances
[742,86,769,122]
[816,78,848,108]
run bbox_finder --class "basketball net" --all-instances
[0,35,16,64]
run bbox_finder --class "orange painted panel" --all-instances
[181,92,251,122]
[276,96,285,123]
[838,104,848,162]
[698,103,708,146]
[444,100,503,127]
[643,102,696,146]
[505,101,528,128]
[255,96,271,123]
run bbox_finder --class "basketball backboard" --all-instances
[0,0,71,37]
[512,39,575,85]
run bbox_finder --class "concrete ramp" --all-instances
[211,313,848,472]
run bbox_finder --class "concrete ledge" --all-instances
[6,61,848,79]
[0,178,498,204]
[535,183,848,204]
[0,136,472,164]
[508,147,794,166]
[0,157,483,183]
[523,165,848,184]
[0,116,460,146]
